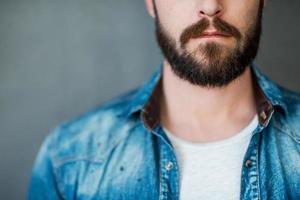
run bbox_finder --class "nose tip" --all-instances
[199,9,221,17]
[198,1,223,18]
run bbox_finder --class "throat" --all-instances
[159,63,257,143]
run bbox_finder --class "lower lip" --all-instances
[195,34,230,39]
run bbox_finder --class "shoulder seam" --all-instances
[284,93,300,101]
[274,120,300,145]
[279,85,300,101]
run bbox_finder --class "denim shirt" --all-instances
[28,63,300,200]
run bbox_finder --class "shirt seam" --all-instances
[274,120,300,145]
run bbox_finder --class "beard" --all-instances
[154,2,263,87]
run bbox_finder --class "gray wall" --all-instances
[0,0,299,199]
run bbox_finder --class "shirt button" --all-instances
[165,161,174,171]
[245,160,252,168]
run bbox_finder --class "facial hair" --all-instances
[154,1,263,87]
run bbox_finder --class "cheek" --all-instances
[156,2,196,44]
[226,1,260,34]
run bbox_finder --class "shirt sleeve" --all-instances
[27,134,64,200]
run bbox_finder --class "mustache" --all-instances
[180,18,242,48]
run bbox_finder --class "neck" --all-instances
[160,60,257,142]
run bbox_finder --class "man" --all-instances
[28,0,300,199]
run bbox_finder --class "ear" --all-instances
[145,0,156,18]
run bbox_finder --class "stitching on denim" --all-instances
[159,154,163,200]
[172,157,180,199]
[256,134,261,200]
[53,157,104,168]
[160,145,168,200]
[52,130,130,168]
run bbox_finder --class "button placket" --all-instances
[240,132,261,200]
[156,127,180,200]
[158,139,173,200]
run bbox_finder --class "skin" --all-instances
[145,0,265,143]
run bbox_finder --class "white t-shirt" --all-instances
[163,115,258,200]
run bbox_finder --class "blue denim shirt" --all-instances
[28,63,300,200]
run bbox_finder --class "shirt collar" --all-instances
[251,63,287,113]
[124,62,287,130]
[124,62,163,119]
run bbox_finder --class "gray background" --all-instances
[0,0,299,199]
